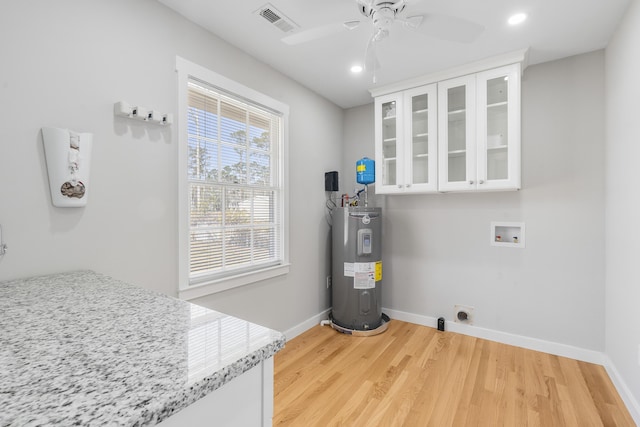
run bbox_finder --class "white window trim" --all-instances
[176,56,290,300]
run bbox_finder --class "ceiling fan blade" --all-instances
[406,13,484,43]
[281,21,360,45]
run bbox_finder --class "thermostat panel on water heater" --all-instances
[357,229,373,255]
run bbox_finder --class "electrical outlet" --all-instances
[454,304,474,325]
[326,275,332,289]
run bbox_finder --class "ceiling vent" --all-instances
[255,3,298,33]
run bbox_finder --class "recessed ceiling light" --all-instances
[508,13,527,26]
[350,65,363,73]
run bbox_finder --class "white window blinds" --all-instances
[187,80,283,285]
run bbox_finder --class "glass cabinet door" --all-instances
[485,76,509,180]
[411,94,429,184]
[375,93,404,193]
[447,85,467,183]
[381,99,397,186]
[404,84,437,192]
[477,63,521,190]
[438,75,476,191]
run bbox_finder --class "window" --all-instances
[177,57,289,299]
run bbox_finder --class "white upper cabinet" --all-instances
[437,74,477,192]
[375,84,438,194]
[370,49,527,195]
[438,63,521,192]
[476,64,521,191]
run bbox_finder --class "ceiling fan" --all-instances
[281,0,484,80]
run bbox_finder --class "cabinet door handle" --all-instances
[406,184,411,188]
[469,180,474,185]
[479,180,485,184]
[397,185,402,189]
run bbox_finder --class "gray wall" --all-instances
[0,0,342,332]
[605,0,640,409]
[343,51,606,351]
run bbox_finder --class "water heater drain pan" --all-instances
[327,313,390,337]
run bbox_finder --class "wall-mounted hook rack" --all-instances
[114,101,173,125]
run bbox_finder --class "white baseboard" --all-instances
[602,355,640,425]
[282,308,331,341]
[382,307,606,364]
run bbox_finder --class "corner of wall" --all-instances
[603,356,640,425]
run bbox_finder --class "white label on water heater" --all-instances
[354,271,375,289]
[354,262,375,273]
[353,262,376,289]
[344,262,354,277]
[345,262,378,288]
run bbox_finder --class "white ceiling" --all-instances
[158,0,630,109]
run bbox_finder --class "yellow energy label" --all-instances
[375,261,382,282]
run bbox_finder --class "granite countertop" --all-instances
[0,270,286,427]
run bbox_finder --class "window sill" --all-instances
[179,263,290,301]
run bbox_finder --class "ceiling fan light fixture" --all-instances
[350,65,364,73]
[508,13,527,26]
[373,7,396,29]
[358,0,406,18]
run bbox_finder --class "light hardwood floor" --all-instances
[273,320,635,426]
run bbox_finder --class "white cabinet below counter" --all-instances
[371,50,527,195]
[158,359,274,427]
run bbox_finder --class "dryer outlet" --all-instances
[454,304,474,325]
